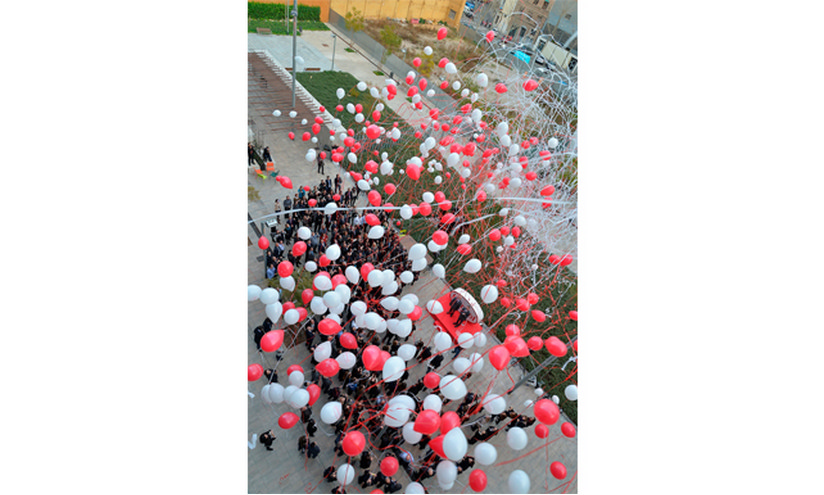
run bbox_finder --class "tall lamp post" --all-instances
[291,0,298,109]
[331,33,337,71]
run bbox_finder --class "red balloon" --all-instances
[288,131,295,140]
[342,430,366,456]
[409,305,423,321]
[544,336,567,357]
[485,30,495,42]
[438,57,448,68]
[561,422,576,438]
[260,330,284,352]
[282,301,295,312]
[278,412,299,429]
[366,124,381,139]
[331,274,347,288]
[523,79,538,91]
[488,345,510,370]
[527,336,543,351]
[439,411,460,434]
[560,254,574,266]
[494,83,508,94]
[301,288,314,306]
[317,358,340,377]
[307,383,321,406]
[515,298,530,311]
[424,372,441,389]
[312,123,321,135]
[384,183,396,195]
[541,185,556,196]
[429,434,446,458]
[279,176,293,189]
[248,363,263,381]
[500,298,511,308]
[362,345,382,371]
[407,164,422,180]
[469,469,487,492]
[505,324,520,337]
[277,261,293,278]
[505,336,530,357]
[370,491,384,494]
[296,307,308,322]
[257,236,269,250]
[340,332,358,350]
[419,202,432,216]
[432,230,448,245]
[365,213,380,226]
[360,262,375,280]
[368,190,382,206]
[569,310,578,321]
[318,254,330,267]
[550,461,567,480]
[437,27,447,40]
[488,229,501,241]
[414,410,441,435]
[380,456,399,476]
[287,364,303,376]
[318,318,342,336]
[535,424,549,439]
[457,244,471,255]
[531,310,547,322]
[534,399,560,425]
[291,241,307,257]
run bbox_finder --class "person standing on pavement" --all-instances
[259,430,277,451]
[283,196,292,222]
[318,159,325,174]
[262,146,272,163]
[248,143,255,166]
[334,174,342,194]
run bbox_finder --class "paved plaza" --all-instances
[247,29,577,494]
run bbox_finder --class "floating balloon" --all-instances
[474,442,497,466]
[550,462,567,480]
[248,363,263,381]
[534,399,561,425]
[278,412,299,429]
[469,469,487,492]
[321,401,342,424]
[342,430,366,456]
[508,470,530,494]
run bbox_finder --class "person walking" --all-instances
[248,142,255,166]
[334,174,342,194]
[317,159,325,174]
[307,441,320,458]
[259,430,277,451]
[262,146,272,163]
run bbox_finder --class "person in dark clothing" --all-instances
[428,353,444,371]
[330,485,346,494]
[408,379,425,397]
[457,455,475,472]
[298,436,307,453]
[307,441,320,458]
[334,174,342,194]
[415,466,435,482]
[300,406,313,423]
[359,451,373,470]
[306,419,318,437]
[259,430,276,451]
[358,470,376,489]
[447,291,462,317]
[262,146,272,163]
[318,159,325,174]
[323,466,337,483]
[263,368,278,384]
[385,478,402,493]
[253,326,265,351]
[248,142,255,166]
[455,306,471,327]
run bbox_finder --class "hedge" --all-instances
[248,2,321,22]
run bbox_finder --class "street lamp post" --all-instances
[291,0,298,109]
[331,33,337,71]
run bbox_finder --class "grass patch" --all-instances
[344,47,356,53]
[373,70,384,76]
[248,19,329,34]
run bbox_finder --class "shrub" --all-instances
[247,2,321,22]
[379,24,402,54]
[345,7,365,32]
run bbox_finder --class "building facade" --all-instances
[329,0,468,28]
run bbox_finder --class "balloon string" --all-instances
[492,436,562,467]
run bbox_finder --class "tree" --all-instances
[379,24,402,55]
[345,8,364,32]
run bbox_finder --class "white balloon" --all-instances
[406,482,425,494]
[267,383,285,403]
[384,402,411,428]
[279,276,295,292]
[474,442,497,465]
[443,428,468,461]
[396,319,413,338]
[265,302,282,322]
[310,296,328,315]
[304,260,318,272]
[457,234,470,244]
[381,281,399,296]
[452,357,471,375]
[350,300,367,316]
[402,422,423,444]
[565,384,578,401]
[457,332,474,349]
[422,191,435,203]
[452,81,461,90]
[300,118,308,125]
[289,110,297,118]
[507,427,528,450]
[261,384,273,404]
[397,298,414,315]
[248,285,262,301]
[411,257,427,271]
[345,266,360,284]
[367,269,384,288]
[476,72,488,87]
[325,244,341,261]
[508,470,531,494]
[364,312,381,329]
[422,394,443,413]
[287,388,309,408]
[432,263,445,278]
[314,274,332,291]
[323,291,341,308]
[445,62,457,74]
[439,375,467,400]
[336,351,356,370]
[356,81,368,91]
[426,299,444,314]
[324,202,338,215]
[297,226,312,240]
[382,356,406,382]
[400,205,413,219]
[305,149,317,162]
[408,243,427,260]
[548,137,559,148]
[469,352,485,372]
[335,284,351,303]
[272,109,282,117]
[259,288,279,305]
[326,313,342,325]
[398,344,416,361]
[284,308,300,325]
[321,401,342,424]
[336,88,345,99]
[471,109,483,122]
[433,331,452,351]
[403,294,419,305]
[434,175,443,184]
[337,464,355,486]
[423,45,433,55]
[480,284,499,304]
[288,371,304,387]
[381,296,400,311]
[368,225,385,239]
[436,460,457,484]
[427,89,435,97]
[314,341,332,362]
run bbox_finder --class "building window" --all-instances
[449,9,456,20]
